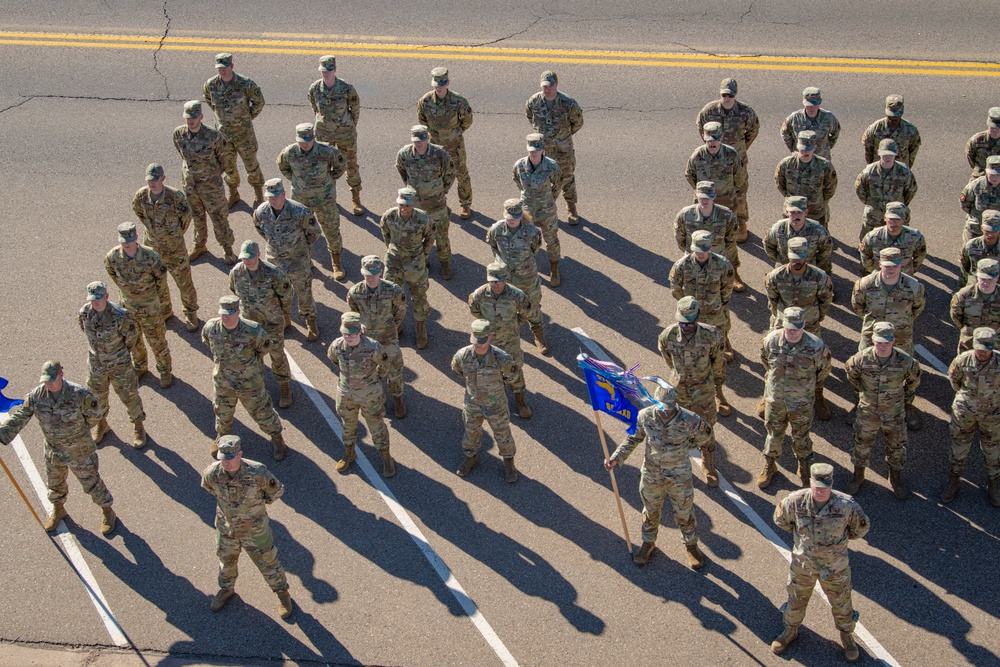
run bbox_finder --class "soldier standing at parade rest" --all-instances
[418,66,474,220]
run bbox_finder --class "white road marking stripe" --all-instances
[9,435,130,647]
[570,328,901,667]
[915,344,950,375]
[285,353,519,667]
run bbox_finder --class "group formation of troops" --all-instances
[0,53,997,662]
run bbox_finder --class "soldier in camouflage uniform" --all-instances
[202,296,286,461]
[132,163,199,332]
[396,124,455,279]
[859,202,926,275]
[78,281,146,449]
[229,240,295,409]
[252,178,322,341]
[327,312,394,477]
[844,322,921,500]
[514,133,564,287]
[965,107,1000,181]
[203,53,266,208]
[757,307,833,489]
[487,199,549,354]
[526,70,584,224]
[277,123,348,280]
[781,87,841,161]
[380,186,435,350]
[960,156,1000,243]
[105,222,173,389]
[347,256,408,420]
[0,361,116,534]
[696,77,759,168]
[605,382,709,570]
[942,327,1000,506]
[451,320,520,483]
[950,258,1000,354]
[685,122,749,242]
[670,230,736,361]
[201,435,293,619]
[771,463,869,663]
[862,95,921,167]
[764,196,833,274]
[774,130,838,229]
[960,211,1000,285]
[469,262,532,420]
[855,138,918,240]
[418,67,474,219]
[657,296,727,488]
[173,100,236,264]
[675,181,744,292]
[309,55,364,215]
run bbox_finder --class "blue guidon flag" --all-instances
[0,376,23,413]
[577,354,669,435]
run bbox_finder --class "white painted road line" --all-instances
[570,327,901,667]
[9,435,130,648]
[285,353,520,667]
[915,344,950,375]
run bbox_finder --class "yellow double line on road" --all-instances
[1,30,999,77]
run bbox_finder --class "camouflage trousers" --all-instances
[676,386,718,453]
[852,408,907,470]
[45,446,113,507]
[549,149,577,205]
[703,309,732,340]
[812,205,831,230]
[385,252,431,321]
[259,321,291,384]
[860,206,886,241]
[963,221,982,245]
[126,300,173,376]
[462,400,515,457]
[426,205,452,262]
[271,256,316,318]
[492,336,525,393]
[948,404,1000,478]
[524,206,561,262]
[510,275,543,329]
[216,525,288,593]
[154,247,199,318]
[718,191,749,228]
[337,387,389,450]
[214,379,283,438]
[316,128,361,190]
[88,360,145,424]
[185,175,234,249]
[764,401,815,461]
[383,341,404,397]
[783,557,856,633]
[441,137,471,208]
[293,189,342,258]
[221,127,264,189]
[639,461,697,545]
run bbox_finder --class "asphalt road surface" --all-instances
[1,2,998,666]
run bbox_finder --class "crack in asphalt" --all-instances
[417,14,545,49]
[0,96,35,114]
[739,1,755,23]
[153,0,171,99]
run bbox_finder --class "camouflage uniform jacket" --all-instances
[308,78,360,133]
[203,72,265,133]
[380,207,435,258]
[657,323,726,389]
[761,329,833,410]
[851,272,925,347]
[487,219,542,283]
[765,265,834,331]
[172,124,229,183]
[862,118,921,166]
[774,154,838,212]
[201,459,283,535]
[229,261,293,327]
[131,185,192,244]
[451,345,517,405]
[347,280,406,345]
[328,335,389,396]
[202,317,272,390]
[845,346,920,412]
[966,131,1000,180]
[949,350,1000,412]
[764,217,832,269]
[859,226,927,275]
[252,200,321,262]
[696,100,760,159]
[670,252,735,313]
[104,245,167,303]
[684,144,748,201]
[854,161,917,210]
[950,284,1000,347]
[512,156,561,209]
[525,91,583,153]
[0,381,101,451]
[961,237,1000,282]
[78,302,139,367]
[468,284,531,345]
[781,108,841,159]
[960,176,1000,231]
[674,203,737,262]
[610,405,711,468]
[417,89,473,143]
[395,144,454,209]
[277,141,346,197]
[774,489,869,572]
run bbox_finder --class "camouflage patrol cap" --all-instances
[720,78,737,95]
[973,327,997,351]
[486,261,509,282]
[411,124,429,140]
[787,236,810,260]
[885,94,904,117]
[782,306,806,329]
[879,247,903,266]
[264,178,284,197]
[526,133,545,151]
[214,53,233,68]
[86,281,108,301]
[540,70,557,86]
[977,258,1000,280]
[872,321,895,343]
[653,382,676,409]
[675,296,700,323]
[784,196,808,213]
[295,123,315,141]
[183,100,203,118]
[796,130,818,150]
[987,155,1000,174]
[145,163,164,181]
[503,198,523,219]
[988,107,1000,127]
[218,295,240,315]
[980,210,1000,232]
[695,181,716,199]
[431,67,449,84]
[361,255,384,275]
[118,221,138,243]
[341,312,363,335]
[319,55,337,71]
[39,360,62,383]
[471,318,492,344]
[396,186,417,205]
[802,87,822,105]
[884,201,908,219]
[238,239,259,259]
[810,462,834,488]
[877,138,899,156]
[702,121,723,141]
[690,230,713,252]
[216,435,241,460]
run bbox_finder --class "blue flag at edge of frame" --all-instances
[578,359,639,435]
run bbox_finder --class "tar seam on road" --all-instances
[915,344,950,375]
[1,29,999,77]
[569,326,901,667]
[9,435,131,648]
[284,353,520,667]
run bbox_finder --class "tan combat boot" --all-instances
[905,404,923,431]
[566,201,580,225]
[531,326,550,355]
[350,187,364,216]
[845,466,866,495]
[715,386,731,416]
[503,456,519,483]
[940,473,961,504]
[700,447,719,488]
[686,543,705,570]
[757,396,766,419]
[210,588,235,612]
[814,387,831,421]
[251,185,264,209]
[841,631,860,662]
[278,382,293,409]
[223,246,238,265]
[330,252,346,282]
[756,456,777,489]
[770,625,798,654]
[272,433,288,462]
[159,372,173,389]
[549,260,561,287]
[304,316,320,342]
[736,219,749,243]
[335,444,356,473]
[459,204,472,219]
[392,394,407,419]
[43,503,67,532]
[381,448,396,478]
[276,590,294,619]
[732,268,746,292]
[226,184,241,208]
[100,506,117,535]
[514,392,532,419]
[132,421,147,449]
[183,313,199,333]
[93,418,111,445]
[724,336,735,362]
[796,458,811,487]
[456,454,480,477]
[889,468,909,500]
[633,541,655,566]
[415,321,429,350]
[187,244,207,262]
[988,477,1000,507]
[440,259,454,280]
